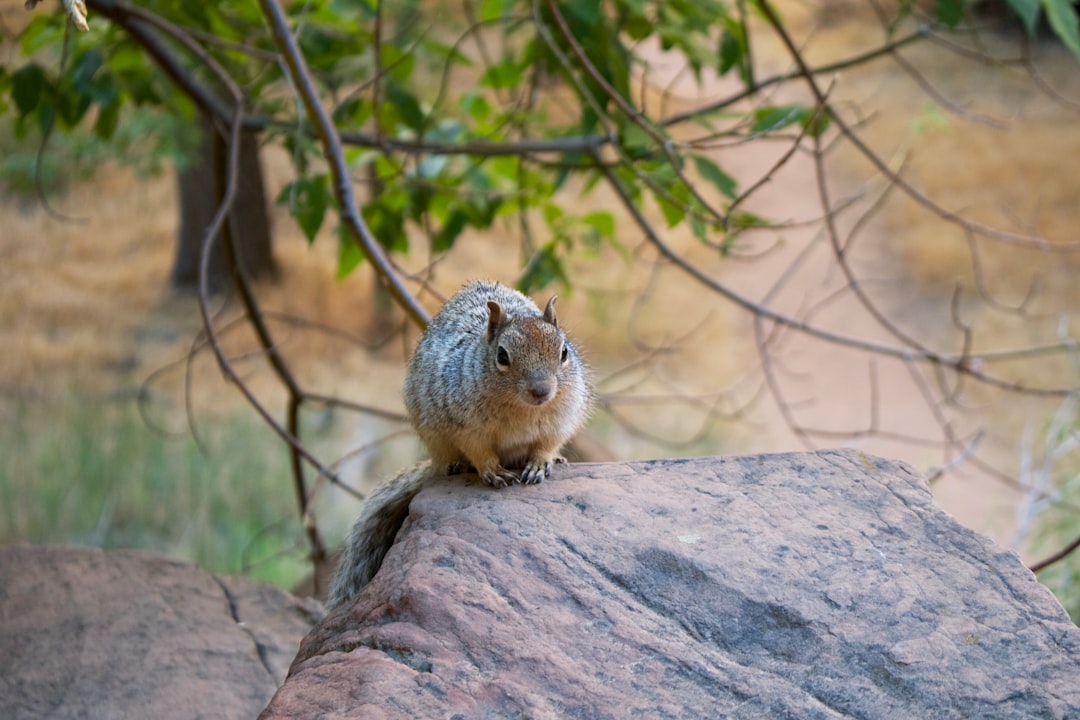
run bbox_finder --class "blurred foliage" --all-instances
[0,106,190,198]
[1037,525,1080,624]
[5,0,1068,293]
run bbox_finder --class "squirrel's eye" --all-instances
[560,344,569,363]
[497,346,511,368]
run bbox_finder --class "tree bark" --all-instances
[172,115,278,293]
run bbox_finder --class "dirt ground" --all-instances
[3,1,1080,558]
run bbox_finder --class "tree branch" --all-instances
[755,0,1080,253]
[592,147,1076,398]
[1029,533,1080,574]
[258,0,430,328]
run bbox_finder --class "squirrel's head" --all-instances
[486,297,574,407]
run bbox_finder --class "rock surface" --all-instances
[262,450,1080,719]
[0,545,322,720]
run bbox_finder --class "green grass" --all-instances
[1037,559,1079,625]
[1033,469,1080,624]
[0,394,311,588]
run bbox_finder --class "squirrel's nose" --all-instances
[528,381,554,404]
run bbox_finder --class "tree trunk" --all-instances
[172,115,278,293]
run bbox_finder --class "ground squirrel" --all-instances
[327,280,592,608]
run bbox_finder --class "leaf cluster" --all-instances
[1,0,1076,294]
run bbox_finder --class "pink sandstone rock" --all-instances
[0,545,322,719]
[262,450,1080,719]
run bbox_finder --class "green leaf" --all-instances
[936,0,964,27]
[478,0,509,22]
[553,150,584,191]
[750,104,829,138]
[20,16,62,55]
[487,155,521,187]
[379,44,416,84]
[56,90,91,128]
[277,176,332,243]
[718,29,743,76]
[461,92,492,122]
[30,103,54,136]
[655,193,685,227]
[94,102,120,140]
[690,215,709,243]
[750,105,805,135]
[729,211,770,230]
[12,64,49,116]
[334,97,372,128]
[384,83,425,131]
[543,203,565,225]
[362,202,408,253]
[71,49,104,96]
[619,123,654,158]
[1044,0,1080,61]
[108,44,146,74]
[419,37,473,67]
[479,59,524,90]
[624,11,653,40]
[1007,0,1042,33]
[88,72,120,108]
[563,0,602,27]
[582,210,615,239]
[519,241,569,294]
[593,24,633,103]
[336,224,365,279]
[803,108,831,138]
[691,155,737,200]
[433,209,468,252]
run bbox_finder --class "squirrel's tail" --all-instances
[326,462,434,609]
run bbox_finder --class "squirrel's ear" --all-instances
[543,296,559,328]
[487,301,507,339]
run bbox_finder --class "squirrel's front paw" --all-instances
[481,466,518,489]
[519,458,554,485]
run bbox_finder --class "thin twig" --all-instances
[593,148,1076,397]
[1029,534,1080,574]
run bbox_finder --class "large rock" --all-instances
[0,545,322,720]
[262,450,1080,719]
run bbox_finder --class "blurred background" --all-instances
[1,0,1079,619]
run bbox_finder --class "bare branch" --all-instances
[659,27,929,128]
[756,1,1080,254]
[1029,534,1080,574]
[593,147,1076,398]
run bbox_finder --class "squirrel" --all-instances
[326,280,592,609]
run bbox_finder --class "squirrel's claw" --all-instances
[519,458,553,485]
[482,467,518,489]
